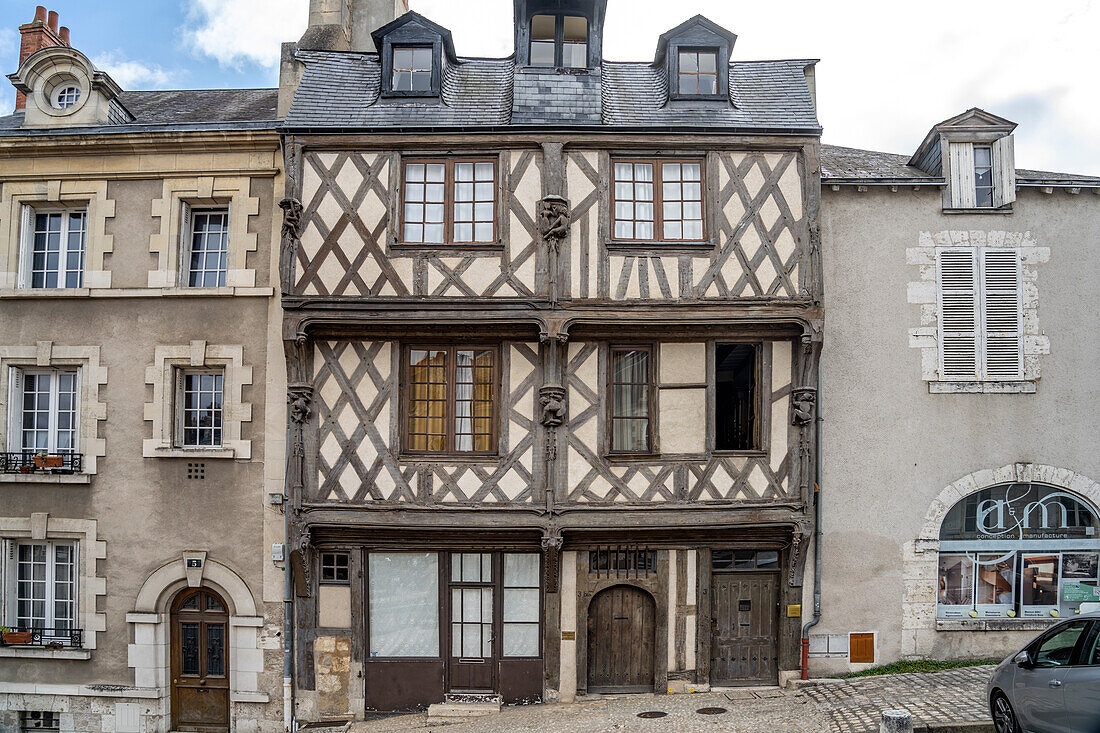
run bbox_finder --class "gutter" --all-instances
[800,356,823,680]
[283,423,296,733]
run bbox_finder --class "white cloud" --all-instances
[0,28,18,59]
[92,51,177,89]
[183,0,307,70]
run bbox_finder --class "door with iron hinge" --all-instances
[710,572,779,686]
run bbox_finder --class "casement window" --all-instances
[678,50,719,95]
[9,369,79,455]
[609,346,654,453]
[176,370,224,448]
[714,343,758,451]
[11,541,78,632]
[612,160,705,242]
[320,552,350,584]
[392,46,433,93]
[404,346,498,455]
[368,553,440,657]
[182,207,230,287]
[20,208,86,289]
[401,160,497,245]
[530,14,588,68]
[948,138,1016,209]
[937,248,1023,381]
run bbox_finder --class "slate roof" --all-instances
[0,88,278,133]
[821,144,1100,186]
[285,51,513,127]
[284,49,821,131]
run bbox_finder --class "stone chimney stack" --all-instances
[279,0,408,118]
[15,6,70,111]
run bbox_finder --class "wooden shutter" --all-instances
[18,204,34,288]
[981,248,1023,379]
[7,367,24,452]
[937,248,980,380]
[992,135,1016,207]
[849,633,875,664]
[178,201,193,284]
[948,142,976,208]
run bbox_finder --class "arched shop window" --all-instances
[938,483,1100,620]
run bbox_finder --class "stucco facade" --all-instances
[811,151,1100,675]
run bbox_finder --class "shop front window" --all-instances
[937,483,1100,620]
[368,553,439,657]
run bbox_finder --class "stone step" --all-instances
[426,701,502,726]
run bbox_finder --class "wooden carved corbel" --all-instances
[287,384,313,497]
[290,527,313,597]
[541,530,564,593]
[791,387,816,427]
[788,521,812,587]
[537,195,570,250]
[539,385,567,428]
[278,197,304,294]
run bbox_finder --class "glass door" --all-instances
[448,553,496,692]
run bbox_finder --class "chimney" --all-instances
[15,6,69,111]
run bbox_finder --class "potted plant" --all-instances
[0,626,33,645]
[33,452,63,469]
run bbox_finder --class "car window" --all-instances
[1033,621,1088,667]
[1079,622,1100,666]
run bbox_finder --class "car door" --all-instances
[1012,620,1088,733]
[1059,620,1100,733]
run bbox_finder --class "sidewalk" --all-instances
[344,665,996,733]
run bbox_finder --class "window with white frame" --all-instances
[9,369,79,455]
[177,370,223,448]
[11,541,78,632]
[183,207,230,287]
[937,247,1022,381]
[21,208,87,289]
[947,137,1016,210]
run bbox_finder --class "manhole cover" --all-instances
[697,707,728,715]
[637,711,668,719]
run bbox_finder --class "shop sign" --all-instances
[941,484,1099,542]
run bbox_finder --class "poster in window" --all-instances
[975,553,1016,617]
[1062,553,1098,580]
[937,554,975,618]
[1021,554,1060,617]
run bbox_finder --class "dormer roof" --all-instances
[371,11,458,63]
[7,44,132,127]
[653,14,737,65]
[909,107,1017,172]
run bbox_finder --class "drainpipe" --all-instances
[800,357,823,680]
[283,423,295,732]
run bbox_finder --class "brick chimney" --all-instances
[15,6,70,111]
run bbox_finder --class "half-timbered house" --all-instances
[278,0,822,719]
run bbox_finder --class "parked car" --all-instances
[987,612,1100,733]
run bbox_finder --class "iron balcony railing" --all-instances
[1,626,84,649]
[0,452,83,475]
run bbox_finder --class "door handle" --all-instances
[199,679,207,686]
[1049,680,1063,688]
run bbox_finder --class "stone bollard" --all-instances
[880,710,914,733]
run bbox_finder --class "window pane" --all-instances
[206,623,226,676]
[504,553,539,587]
[1022,554,1060,614]
[182,371,224,446]
[531,15,555,40]
[715,344,757,450]
[188,210,229,287]
[563,42,587,68]
[937,554,974,608]
[504,588,539,622]
[680,51,698,72]
[1034,622,1088,667]
[181,622,201,674]
[503,623,539,657]
[699,72,717,95]
[531,40,555,66]
[698,53,717,73]
[369,553,439,657]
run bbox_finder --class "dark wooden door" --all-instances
[586,585,656,692]
[447,553,496,692]
[710,573,779,686]
[171,588,230,731]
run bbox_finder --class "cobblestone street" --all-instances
[345,665,996,733]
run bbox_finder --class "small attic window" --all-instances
[392,47,433,93]
[530,14,588,69]
[51,85,81,110]
[678,50,718,95]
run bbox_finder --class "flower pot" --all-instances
[34,455,63,469]
[2,631,33,645]
[19,465,34,474]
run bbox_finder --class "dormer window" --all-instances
[392,47,433,93]
[51,84,80,110]
[678,50,718,95]
[529,14,588,68]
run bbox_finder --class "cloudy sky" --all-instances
[1,0,1097,174]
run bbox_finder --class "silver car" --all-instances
[987,613,1100,733]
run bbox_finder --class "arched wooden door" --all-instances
[586,585,656,693]
[171,588,230,732]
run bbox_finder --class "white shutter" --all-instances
[937,248,980,380]
[7,367,24,452]
[948,142,976,209]
[17,204,34,288]
[992,135,1016,207]
[178,201,193,285]
[981,248,1023,379]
